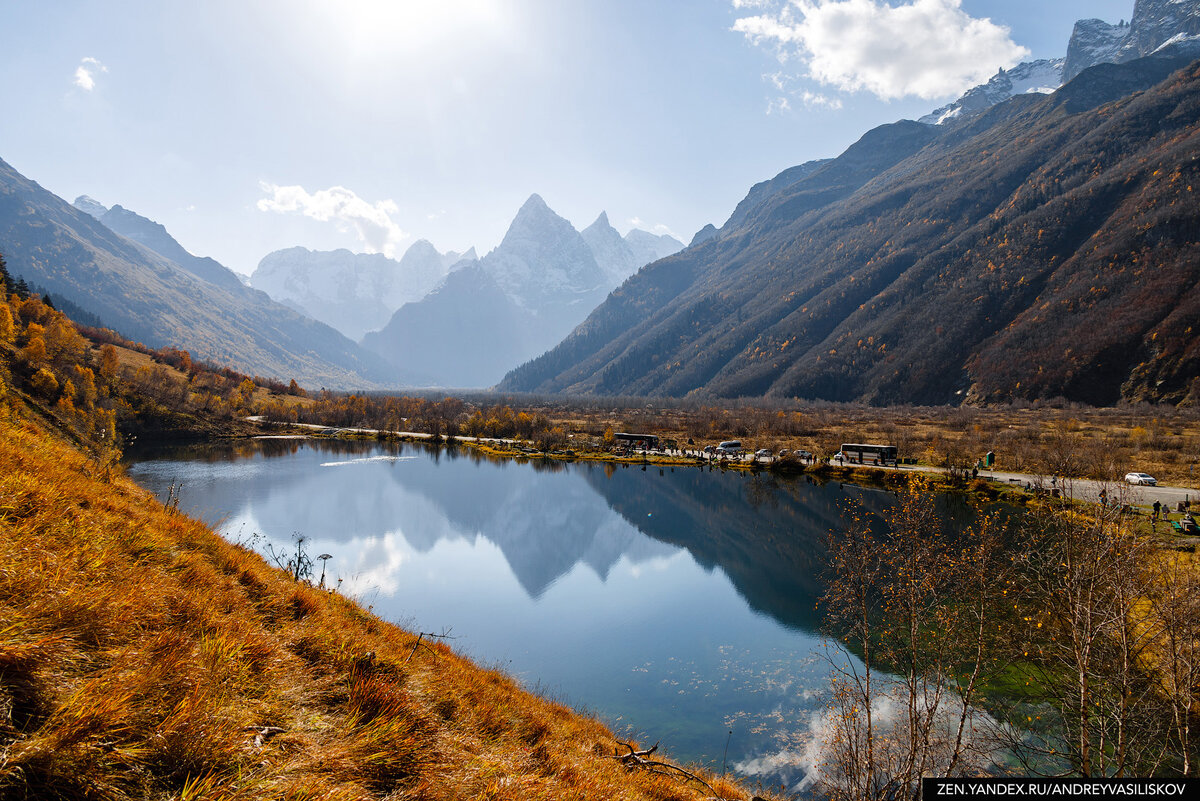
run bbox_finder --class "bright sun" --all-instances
[316,0,509,59]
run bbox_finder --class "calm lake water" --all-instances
[126,437,906,790]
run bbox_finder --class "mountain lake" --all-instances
[125,437,980,791]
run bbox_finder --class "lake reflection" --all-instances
[126,438,896,789]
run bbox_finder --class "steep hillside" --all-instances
[500,55,1200,406]
[0,158,394,389]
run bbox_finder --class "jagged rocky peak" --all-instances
[922,0,1200,126]
[1064,18,1132,81]
[581,211,637,285]
[485,193,604,303]
[450,246,478,267]
[73,195,109,220]
[1064,0,1200,81]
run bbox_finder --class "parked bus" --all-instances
[838,443,898,466]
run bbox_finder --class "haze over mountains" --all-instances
[359,194,682,388]
[251,243,473,341]
[0,165,393,388]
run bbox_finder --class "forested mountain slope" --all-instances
[501,55,1200,406]
[0,158,393,389]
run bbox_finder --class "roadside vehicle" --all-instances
[754,448,772,459]
[839,443,898,467]
[1125,472,1157,485]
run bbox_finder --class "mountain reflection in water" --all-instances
[126,437,902,789]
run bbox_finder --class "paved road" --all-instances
[850,461,1196,510]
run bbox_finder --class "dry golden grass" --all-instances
[0,407,766,800]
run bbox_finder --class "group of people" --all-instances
[1155,499,1198,532]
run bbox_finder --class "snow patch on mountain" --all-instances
[922,0,1200,125]
[919,59,1064,126]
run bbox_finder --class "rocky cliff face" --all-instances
[581,212,639,286]
[923,0,1200,126]
[1063,19,1131,82]
[1064,0,1200,81]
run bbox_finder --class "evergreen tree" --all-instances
[0,251,12,295]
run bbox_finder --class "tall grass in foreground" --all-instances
[0,408,762,800]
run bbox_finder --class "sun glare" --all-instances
[316,0,508,58]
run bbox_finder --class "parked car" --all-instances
[754,449,773,459]
[1125,472,1158,486]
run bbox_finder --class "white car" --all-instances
[755,449,773,459]
[1125,472,1157,486]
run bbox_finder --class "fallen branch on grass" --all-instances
[610,740,723,798]
[405,629,455,663]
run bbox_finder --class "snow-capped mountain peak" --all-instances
[486,194,606,307]
[921,0,1200,126]
[919,59,1064,126]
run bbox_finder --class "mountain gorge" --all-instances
[0,163,393,388]
[361,194,682,387]
[500,53,1200,406]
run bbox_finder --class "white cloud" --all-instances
[767,96,792,114]
[763,71,843,114]
[73,57,107,91]
[257,182,409,256]
[733,0,1029,101]
[800,89,843,109]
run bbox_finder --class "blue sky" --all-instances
[1,0,1134,275]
